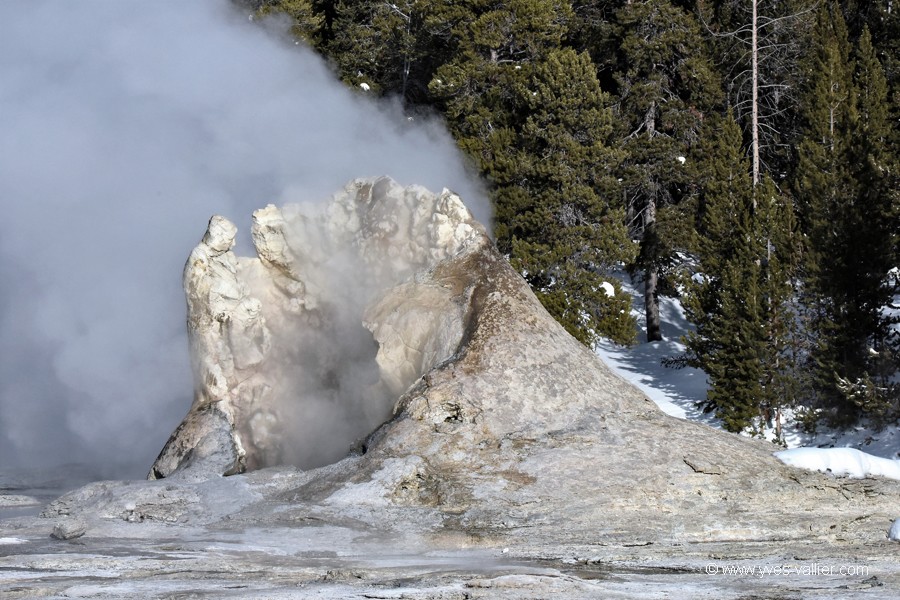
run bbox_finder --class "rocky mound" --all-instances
[144,176,898,547]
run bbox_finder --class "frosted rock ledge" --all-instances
[3,177,900,599]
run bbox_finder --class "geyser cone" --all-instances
[151,177,899,550]
[150,177,485,478]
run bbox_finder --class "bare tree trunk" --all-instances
[645,266,662,342]
[643,198,662,342]
[775,406,783,442]
[638,101,662,342]
[751,0,760,191]
[387,2,412,104]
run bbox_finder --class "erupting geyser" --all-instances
[0,1,491,477]
[150,177,485,478]
[144,177,900,554]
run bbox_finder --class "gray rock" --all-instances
[149,403,244,481]
[50,518,86,540]
[150,177,484,477]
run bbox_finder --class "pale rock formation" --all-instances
[150,215,262,479]
[150,177,483,477]
[50,517,86,541]
[146,176,900,551]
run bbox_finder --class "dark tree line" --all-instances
[248,0,899,436]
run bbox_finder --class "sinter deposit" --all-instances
[149,177,482,478]
[3,177,899,599]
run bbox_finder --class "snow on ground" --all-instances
[0,537,27,545]
[595,287,714,423]
[597,274,900,479]
[775,447,900,479]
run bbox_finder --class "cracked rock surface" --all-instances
[2,177,898,599]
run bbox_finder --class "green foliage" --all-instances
[426,4,637,345]
[684,112,798,433]
[794,4,899,425]
[611,0,722,196]
[326,0,449,103]
[505,49,637,346]
[428,0,573,137]
[603,0,721,340]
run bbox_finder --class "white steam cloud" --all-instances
[0,1,488,478]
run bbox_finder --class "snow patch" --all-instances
[595,271,900,460]
[775,447,900,480]
[890,519,900,541]
[0,537,27,544]
[594,274,711,423]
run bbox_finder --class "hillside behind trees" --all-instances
[249,0,899,437]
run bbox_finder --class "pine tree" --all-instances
[837,24,900,421]
[605,0,722,341]
[684,112,798,433]
[428,2,638,345]
[684,112,760,430]
[326,0,448,104]
[506,49,636,345]
[425,0,576,204]
[754,176,803,438]
[428,0,574,147]
[794,4,898,424]
[841,0,900,106]
[794,2,857,422]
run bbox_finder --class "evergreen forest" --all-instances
[247,0,899,438]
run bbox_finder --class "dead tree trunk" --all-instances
[643,198,662,342]
[751,0,760,189]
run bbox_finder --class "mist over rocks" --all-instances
[151,177,485,478]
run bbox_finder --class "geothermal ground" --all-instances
[1,467,896,599]
[2,179,899,599]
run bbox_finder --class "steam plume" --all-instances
[0,1,488,478]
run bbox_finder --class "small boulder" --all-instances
[50,518,86,541]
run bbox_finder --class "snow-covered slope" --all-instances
[596,275,900,479]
